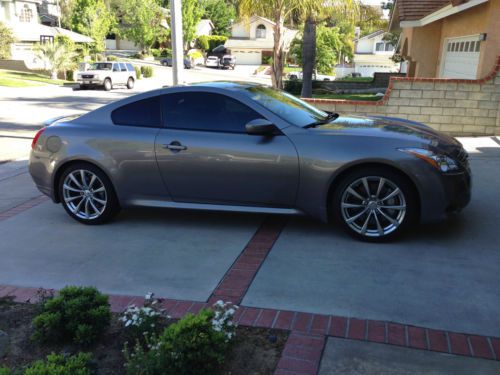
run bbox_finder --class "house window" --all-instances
[19,5,33,22]
[385,43,394,52]
[256,24,266,39]
[375,42,384,51]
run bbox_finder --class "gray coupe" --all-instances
[29,82,471,241]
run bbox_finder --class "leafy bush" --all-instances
[124,304,236,375]
[24,353,93,375]
[187,50,203,60]
[106,55,118,61]
[0,367,12,375]
[32,286,110,346]
[197,35,227,52]
[140,65,153,78]
[66,70,74,81]
[134,65,142,79]
[150,48,161,58]
[160,48,172,57]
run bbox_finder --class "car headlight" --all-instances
[399,148,459,173]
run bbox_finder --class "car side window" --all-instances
[126,63,134,72]
[112,96,161,128]
[119,63,127,72]
[163,92,263,133]
[112,64,120,72]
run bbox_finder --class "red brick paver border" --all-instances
[208,215,288,304]
[0,195,49,222]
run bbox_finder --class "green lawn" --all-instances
[311,92,382,101]
[284,66,301,73]
[0,69,67,87]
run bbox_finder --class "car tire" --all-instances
[331,167,417,242]
[126,77,134,89]
[58,163,120,225]
[103,78,112,91]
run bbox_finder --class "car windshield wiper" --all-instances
[303,112,339,128]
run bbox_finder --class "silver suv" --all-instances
[77,62,137,91]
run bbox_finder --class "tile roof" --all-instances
[397,0,451,21]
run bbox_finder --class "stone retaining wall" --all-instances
[304,57,500,136]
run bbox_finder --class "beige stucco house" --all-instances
[1,0,92,68]
[390,0,500,79]
[224,16,297,65]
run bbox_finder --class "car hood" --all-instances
[313,115,461,149]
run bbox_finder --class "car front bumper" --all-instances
[77,78,104,86]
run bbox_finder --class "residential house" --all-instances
[224,15,297,65]
[389,0,500,79]
[0,0,92,69]
[353,30,399,77]
[196,19,214,37]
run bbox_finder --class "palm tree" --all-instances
[238,0,303,89]
[35,42,76,80]
[300,0,358,98]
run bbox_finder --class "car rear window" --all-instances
[112,96,161,128]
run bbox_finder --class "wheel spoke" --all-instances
[73,197,84,213]
[376,178,385,198]
[69,174,83,189]
[80,170,86,187]
[373,210,384,236]
[92,186,105,193]
[89,199,100,214]
[88,175,97,189]
[379,205,406,210]
[347,187,365,201]
[381,187,401,202]
[93,197,106,205]
[64,195,81,203]
[63,184,83,193]
[362,177,371,197]
[360,211,372,234]
[84,199,90,218]
[346,207,369,223]
[377,208,399,226]
[341,202,365,209]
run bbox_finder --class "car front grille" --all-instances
[82,74,94,79]
[452,147,469,168]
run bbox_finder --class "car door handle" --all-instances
[163,142,187,151]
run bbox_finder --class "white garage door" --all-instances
[441,36,481,79]
[232,50,262,65]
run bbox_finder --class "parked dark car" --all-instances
[220,55,236,69]
[29,82,471,241]
[160,58,192,69]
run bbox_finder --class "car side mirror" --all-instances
[245,119,279,136]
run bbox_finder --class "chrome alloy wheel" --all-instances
[340,176,406,238]
[62,169,107,220]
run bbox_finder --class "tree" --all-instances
[202,0,236,37]
[70,0,115,52]
[357,4,388,37]
[0,22,15,59]
[35,42,76,79]
[116,0,165,52]
[239,0,304,89]
[299,0,358,98]
[182,0,205,50]
[290,25,342,74]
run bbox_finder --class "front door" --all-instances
[155,91,299,207]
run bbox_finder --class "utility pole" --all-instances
[170,0,184,85]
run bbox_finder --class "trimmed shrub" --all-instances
[124,308,234,375]
[150,49,161,58]
[134,65,142,79]
[32,286,111,346]
[66,70,74,81]
[107,55,118,61]
[187,50,203,60]
[24,353,93,375]
[160,48,172,57]
[197,35,227,52]
[140,66,153,78]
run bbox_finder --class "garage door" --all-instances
[232,50,262,65]
[441,36,481,79]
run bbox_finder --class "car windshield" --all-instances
[89,63,112,70]
[243,86,329,127]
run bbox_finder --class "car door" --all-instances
[119,63,128,83]
[112,63,122,84]
[155,91,299,207]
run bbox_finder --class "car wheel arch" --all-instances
[325,161,422,223]
[52,159,118,204]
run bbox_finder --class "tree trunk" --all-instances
[300,15,316,98]
[272,16,285,89]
